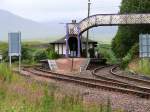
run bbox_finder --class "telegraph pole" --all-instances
[86,0,91,58]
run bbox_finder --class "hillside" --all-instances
[0,9,117,42]
[0,10,64,41]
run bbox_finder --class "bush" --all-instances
[121,52,132,69]
[97,44,117,64]
[35,47,59,61]
[121,43,139,68]
[34,50,47,61]
[21,45,35,61]
[46,50,59,60]
[2,49,8,62]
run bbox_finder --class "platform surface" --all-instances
[55,58,87,74]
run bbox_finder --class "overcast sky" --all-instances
[0,0,121,22]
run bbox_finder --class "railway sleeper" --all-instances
[24,69,150,99]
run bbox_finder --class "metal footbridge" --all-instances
[66,13,150,57]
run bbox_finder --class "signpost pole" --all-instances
[9,56,11,68]
[19,32,21,72]
[19,56,21,72]
[8,33,11,68]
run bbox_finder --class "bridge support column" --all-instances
[66,23,69,58]
[77,26,81,58]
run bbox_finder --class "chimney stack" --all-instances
[72,20,76,23]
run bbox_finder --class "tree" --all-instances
[112,0,150,58]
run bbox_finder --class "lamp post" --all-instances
[86,0,91,58]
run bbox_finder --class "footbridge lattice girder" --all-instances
[67,13,150,35]
[66,13,150,57]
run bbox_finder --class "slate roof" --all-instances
[50,36,97,44]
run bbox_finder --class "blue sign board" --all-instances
[8,32,21,56]
[139,34,150,58]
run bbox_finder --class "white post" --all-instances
[19,32,21,72]
[80,66,82,73]
[9,56,12,68]
[19,56,21,72]
[8,33,11,68]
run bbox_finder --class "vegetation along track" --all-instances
[93,65,150,88]
[22,67,150,99]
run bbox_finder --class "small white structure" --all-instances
[50,36,97,57]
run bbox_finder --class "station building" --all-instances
[50,36,98,58]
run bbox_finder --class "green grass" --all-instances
[0,41,48,51]
[0,64,123,112]
[0,64,13,82]
[129,58,150,76]
[0,42,7,52]
[138,59,150,75]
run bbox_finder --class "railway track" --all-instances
[93,65,150,88]
[111,66,150,85]
[22,67,150,99]
[92,65,129,84]
[35,67,150,93]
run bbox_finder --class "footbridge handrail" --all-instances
[68,13,150,35]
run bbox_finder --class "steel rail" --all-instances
[35,67,150,93]
[21,68,150,99]
[111,66,150,85]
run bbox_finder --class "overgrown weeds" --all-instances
[0,64,123,112]
[129,59,150,76]
[0,64,13,82]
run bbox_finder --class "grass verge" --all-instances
[0,63,123,112]
[128,58,150,76]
